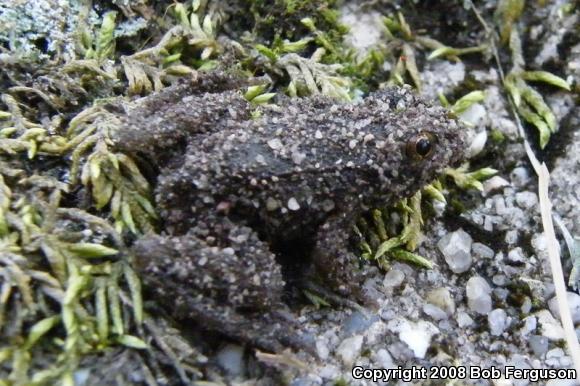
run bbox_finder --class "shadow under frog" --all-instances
[112,72,465,353]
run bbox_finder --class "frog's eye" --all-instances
[406,132,436,160]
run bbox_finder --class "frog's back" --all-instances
[155,87,464,238]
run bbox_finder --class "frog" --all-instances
[112,71,465,353]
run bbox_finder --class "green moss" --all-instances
[504,28,570,149]
[246,0,346,45]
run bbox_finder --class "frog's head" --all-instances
[351,86,466,205]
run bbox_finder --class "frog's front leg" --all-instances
[311,210,376,306]
[133,222,314,353]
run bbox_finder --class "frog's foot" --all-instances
[133,227,315,354]
[177,296,316,355]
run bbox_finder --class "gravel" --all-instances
[536,310,566,341]
[529,335,550,357]
[336,335,364,366]
[215,344,246,377]
[548,292,580,325]
[466,276,493,315]
[386,319,439,359]
[488,309,509,336]
[437,229,473,274]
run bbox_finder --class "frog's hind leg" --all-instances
[133,224,315,354]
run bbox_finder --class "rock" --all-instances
[535,310,565,341]
[365,321,388,345]
[342,311,378,336]
[483,176,510,196]
[315,338,330,361]
[456,311,474,328]
[492,274,507,286]
[215,344,245,377]
[423,304,448,321]
[291,376,322,386]
[437,229,473,274]
[505,229,519,245]
[472,242,495,259]
[372,348,395,369]
[421,61,466,100]
[465,127,487,157]
[510,167,531,188]
[507,355,532,386]
[466,276,492,315]
[546,380,578,386]
[528,335,549,357]
[340,5,384,55]
[515,191,538,209]
[387,318,439,359]
[548,292,580,324]
[318,365,340,380]
[507,248,526,264]
[336,335,364,366]
[383,269,405,289]
[521,297,533,314]
[488,309,509,335]
[493,288,509,302]
[546,348,565,367]
[520,316,537,336]
[426,287,456,316]
[73,369,90,386]
[532,234,551,274]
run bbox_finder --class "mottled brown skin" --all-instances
[113,72,465,353]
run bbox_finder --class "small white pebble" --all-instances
[466,276,492,315]
[466,129,488,158]
[287,197,300,211]
[482,176,510,196]
[363,133,375,143]
[267,138,282,150]
[488,309,509,335]
[336,335,363,366]
[437,229,473,273]
[266,197,279,211]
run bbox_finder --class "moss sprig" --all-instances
[121,1,221,95]
[382,12,488,91]
[253,45,352,99]
[0,95,67,159]
[503,28,570,148]
[356,189,438,271]
[494,0,525,45]
[445,164,497,191]
[67,107,156,234]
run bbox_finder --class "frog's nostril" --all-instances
[406,132,436,160]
